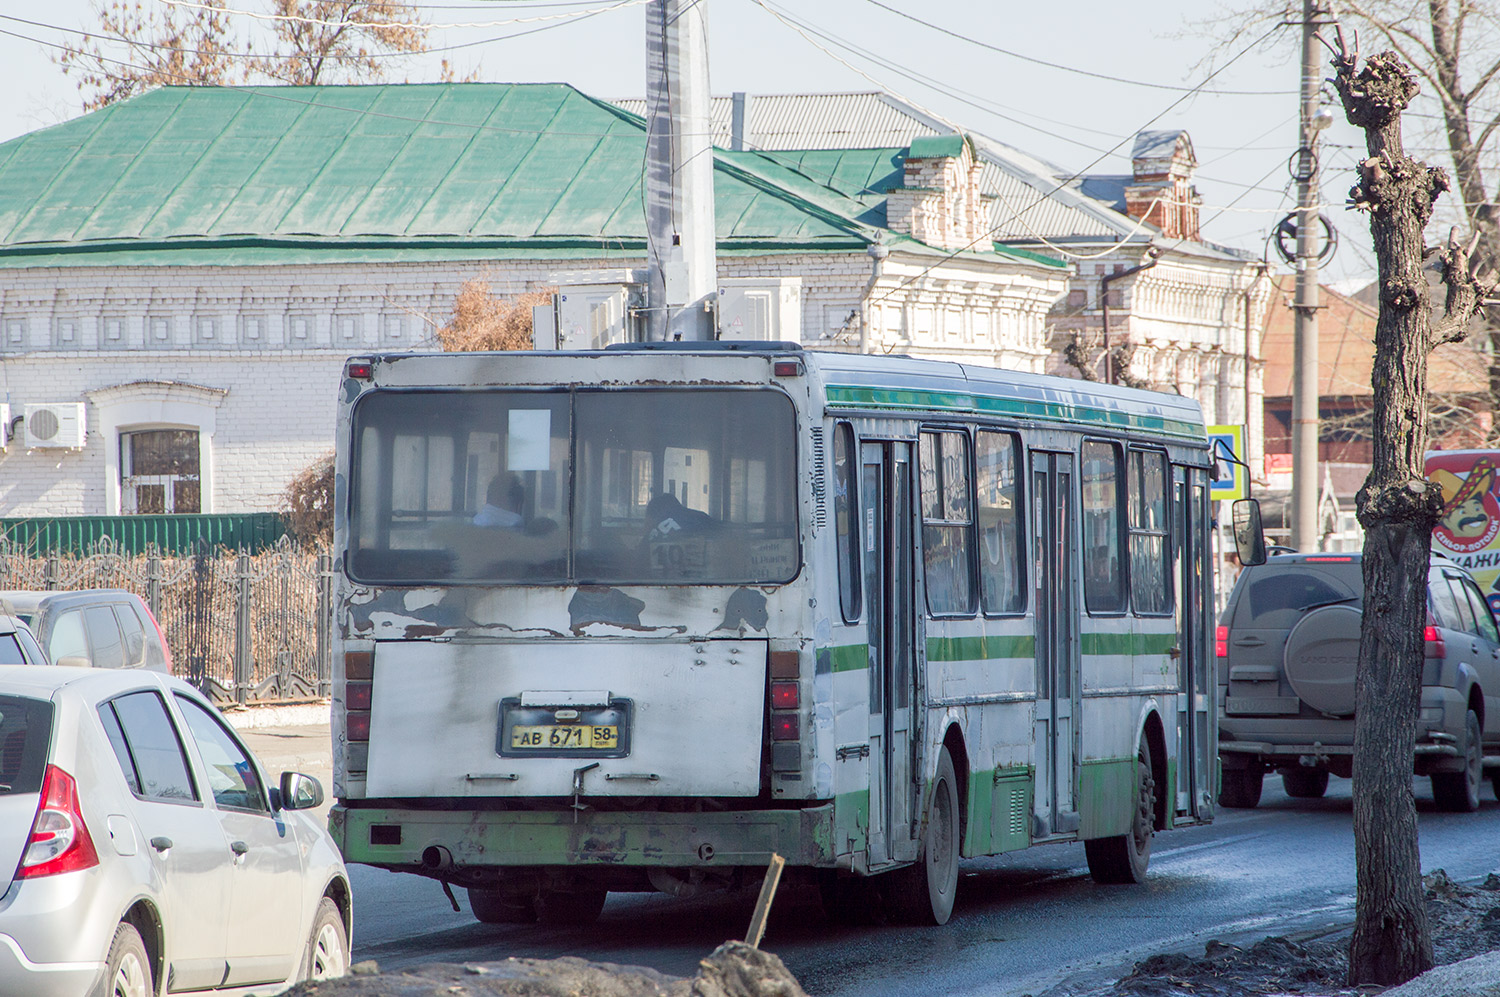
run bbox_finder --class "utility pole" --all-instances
[1290,0,1331,550]
[644,0,717,341]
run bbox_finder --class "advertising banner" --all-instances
[1427,449,1500,613]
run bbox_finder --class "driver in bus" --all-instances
[644,493,716,540]
[474,474,526,529]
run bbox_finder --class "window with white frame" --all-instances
[121,429,201,513]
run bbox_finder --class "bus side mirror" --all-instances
[1232,498,1267,567]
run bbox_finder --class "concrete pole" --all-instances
[1290,0,1324,550]
[644,0,718,341]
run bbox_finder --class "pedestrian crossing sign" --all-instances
[1208,425,1246,502]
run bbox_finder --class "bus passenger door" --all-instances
[861,441,920,868]
[1031,451,1080,836]
[1171,465,1213,818]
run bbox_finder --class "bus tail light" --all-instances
[344,650,373,743]
[770,713,799,740]
[770,681,799,709]
[1215,626,1228,659]
[346,711,372,742]
[346,682,372,711]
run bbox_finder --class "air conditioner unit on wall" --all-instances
[24,402,87,449]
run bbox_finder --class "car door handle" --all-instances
[1232,636,1264,647]
[230,840,248,856]
[150,836,172,852]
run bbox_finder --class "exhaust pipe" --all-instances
[421,846,453,872]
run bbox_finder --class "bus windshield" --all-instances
[348,387,799,586]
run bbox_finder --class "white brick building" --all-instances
[0,84,1065,517]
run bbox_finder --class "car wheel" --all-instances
[1282,768,1330,799]
[533,887,607,926]
[100,923,151,997]
[1085,738,1156,885]
[301,897,349,982]
[888,746,961,925]
[468,887,538,924]
[1218,766,1263,808]
[1432,709,1483,813]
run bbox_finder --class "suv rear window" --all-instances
[1232,562,1363,629]
[0,695,53,795]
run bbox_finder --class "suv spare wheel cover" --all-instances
[1283,605,1363,716]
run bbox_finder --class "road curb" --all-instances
[218,699,330,730]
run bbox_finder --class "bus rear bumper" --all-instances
[329,803,837,870]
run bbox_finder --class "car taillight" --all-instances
[17,765,99,879]
[1216,625,1229,659]
[1424,625,1446,658]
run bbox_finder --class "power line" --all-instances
[859,0,1296,98]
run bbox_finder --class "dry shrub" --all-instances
[436,280,554,351]
[283,453,334,546]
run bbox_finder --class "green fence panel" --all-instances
[0,514,289,555]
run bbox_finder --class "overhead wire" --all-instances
[859,0,1296,97]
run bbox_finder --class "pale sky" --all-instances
[1,0,1465,290]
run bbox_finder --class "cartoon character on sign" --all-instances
[1431,458,1500,553]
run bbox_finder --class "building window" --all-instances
[3,317,26,350]
[121,429,201,513]
[53,318,79,349]
[101,316,127,349]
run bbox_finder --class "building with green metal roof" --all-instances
[0,82,1066,518]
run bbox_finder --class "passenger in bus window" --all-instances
[644,493,716,540]
[474,475,526,528]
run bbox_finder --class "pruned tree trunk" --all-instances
[1330,34,1496,987]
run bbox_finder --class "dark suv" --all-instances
[1217,552,1496,811]
[0,590,171,673]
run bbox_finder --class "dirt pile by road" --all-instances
[1106,870,1500,997]
[282,940,807,997]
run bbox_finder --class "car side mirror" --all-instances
[278,771,324,811]
[1232,498,1268,567]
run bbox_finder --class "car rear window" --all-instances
[0,695,53,795]
[0,635,25,665]
[1232,562,1363,629]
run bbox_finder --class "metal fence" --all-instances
[0,536,333,705]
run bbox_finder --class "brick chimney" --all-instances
[886,134,989,251]
[1123,130,1201,241]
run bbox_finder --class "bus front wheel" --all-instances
[1085,738,1155,885]
[468,887,537,924]
[889,747,960,925]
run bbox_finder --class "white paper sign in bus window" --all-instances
[507,410,552,471]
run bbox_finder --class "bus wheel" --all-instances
[889,747,960,925]
[1282,767,1329,798]
[1218,766,1263,809]
[467,887,537,924]
[535,887,608,926]
[1085,738,1155,885]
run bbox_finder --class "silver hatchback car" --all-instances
[0,666,350,997]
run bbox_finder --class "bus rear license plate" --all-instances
[510,724,619,750]
[497,697,632,758]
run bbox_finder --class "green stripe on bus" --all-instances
[824,385,1206,441]
[1080,631,1179,656]
[825,644,869,672]
[926,634,1035,662]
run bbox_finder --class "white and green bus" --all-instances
[327,343,1218,926]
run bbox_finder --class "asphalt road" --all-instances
[239,726,1500,997]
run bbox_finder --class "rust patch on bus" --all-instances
[568,587,646,629]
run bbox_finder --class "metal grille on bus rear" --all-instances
[1008,787,1027,837]
[811,427,827,531]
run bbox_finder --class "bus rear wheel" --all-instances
[888,747,960,925]
[1085,738,1155,885]
[467,887,537,925]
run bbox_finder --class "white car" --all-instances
[0,666,350,996]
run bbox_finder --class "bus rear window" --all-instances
[348,388,799,586]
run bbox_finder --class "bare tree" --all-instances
[57,0,452,110]
[1329,30,1496,986]
[250,0,427,85]
[435,281,555,352]
[57,0,242,110]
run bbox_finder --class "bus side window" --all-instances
[977,430,1025,614]
[833,423,862,622]
[1128,449,1171,615]
[1081,440,1126,614]
[919,429,975,616]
